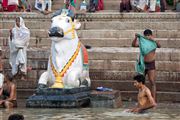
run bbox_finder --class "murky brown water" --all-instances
[1,103,180,120]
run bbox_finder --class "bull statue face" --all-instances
[49,14,81,40]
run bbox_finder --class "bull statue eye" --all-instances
[66,18,70,23]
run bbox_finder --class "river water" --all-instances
[1,103,180,120]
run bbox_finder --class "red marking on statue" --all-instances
[82,45,88,64]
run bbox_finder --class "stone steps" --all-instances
[2,21,180,30]
[1,29,180,38]
[3,58,180,72]
[2,47,180,61]
[16,89,180,102]
[17,89,35,99]
[82,21,180,30]
[91,80,180,92]
[76,12,180,22]
[14,78,180,92]
[0,21,51,29]
[77,30,180,38]
[88,47,180,61]
[90,70,180,81]
[9,70,180,89]
[1,37,180,48]
[89,60,180,72]
[1,12,180,102]
[1,12,180,21]
[81,38,180,48]
[2,69,180,88]
[2,47,180,73]
[121,91,180,102]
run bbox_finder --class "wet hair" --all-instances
[143,29,152,36]
[133,74,145,84]
[5,72,14,82]
[8,114,24,120]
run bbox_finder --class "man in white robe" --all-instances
[9,17,30,78]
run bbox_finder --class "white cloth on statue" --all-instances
[0,73,4,88]
[9,17,30,76]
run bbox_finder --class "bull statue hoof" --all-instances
[27,14,91,108]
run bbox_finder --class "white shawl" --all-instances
[9,17,30,75]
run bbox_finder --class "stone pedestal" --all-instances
[90,90,122,108]
[26,87,91,108]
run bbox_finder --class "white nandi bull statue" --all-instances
[38,14,91,89]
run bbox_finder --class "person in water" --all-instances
[128,74,156,113]
[132,29,161,101]
[8,113,24,120]
[0,73,17,108]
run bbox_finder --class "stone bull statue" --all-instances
[38,14,91,89]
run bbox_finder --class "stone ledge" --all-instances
[26,93,90,108]
[26,88,91,108]
[36,87,90,95]
[121,91,180,102]
[0,12,180,20]
[90,90,122,108]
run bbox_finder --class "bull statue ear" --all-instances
[74,20,81,29]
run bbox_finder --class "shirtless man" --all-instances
[129,74,156,113]
[0,73,17,108]
[132,29,161,101]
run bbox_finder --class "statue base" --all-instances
[26,87,90,108]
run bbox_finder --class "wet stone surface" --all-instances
[90,90,122,108]
[1,103,180,120]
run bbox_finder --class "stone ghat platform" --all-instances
[1,12,180,20]
[0,12,180,103]
[90,90,122,108]
[26,87,122,108]
[26,87,91,108]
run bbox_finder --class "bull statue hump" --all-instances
[38,14,91,89]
